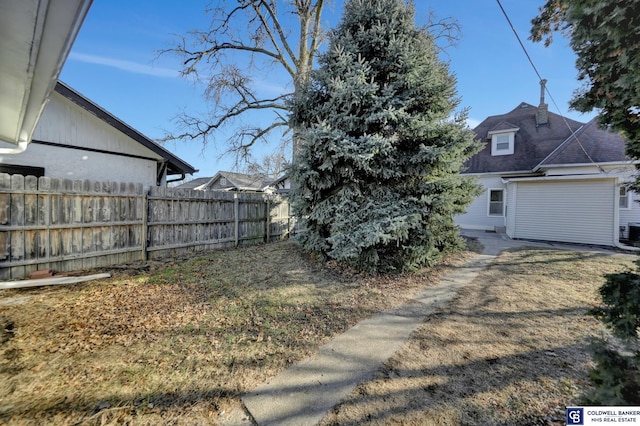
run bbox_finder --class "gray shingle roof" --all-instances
[174,171,276,191]
[539,118,628,166]
[173,177,212,189]
[464,102,628,174]
[217,171,273,190]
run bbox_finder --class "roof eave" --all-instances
[0,0,93,150]
[539,160,639,169]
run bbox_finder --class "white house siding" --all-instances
[34,92,158,159]
[509,178,616,246]
[0,142,158,183]
[0,91,161,186]
[455,175,507,231]
[505,181,517,237]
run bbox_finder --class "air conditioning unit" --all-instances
[628,223,640,242]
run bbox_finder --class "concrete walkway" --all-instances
[220,230,619,425]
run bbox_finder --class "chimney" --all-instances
[536,79,549,126]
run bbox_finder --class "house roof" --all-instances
[175,171,279,191]
[488,120,520,134]
[213,171,273,191]
[174,177,212,190]
[539,118,628,166]
[0,0,92,152]
[465,102,627,174]
[54,81,197,176]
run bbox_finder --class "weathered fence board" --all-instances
[0,173,294,280]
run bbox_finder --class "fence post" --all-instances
[265,196,271,243]
[234,193,239,247]
[142,189,149,261]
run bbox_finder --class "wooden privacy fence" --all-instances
[0,173,294,280]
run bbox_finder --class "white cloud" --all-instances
[253,78,289,96]
[466,118,482,129]
[68,52,179,78]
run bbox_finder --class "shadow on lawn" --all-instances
[317,285,600,426]
[492,248,621,269]
[1,386,238,425]
[315,337,590,425]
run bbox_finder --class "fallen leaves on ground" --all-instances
[0,240,470,425]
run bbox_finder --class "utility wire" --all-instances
[495,0,603,171]
[495,0,543,81]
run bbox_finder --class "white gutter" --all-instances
[542,160,640,169]
[501,174,614,183]
[0,0,93,151]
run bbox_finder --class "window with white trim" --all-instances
[490,132,515,156]
[620,186,631,209]
[488,189,505,216]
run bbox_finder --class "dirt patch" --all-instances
[0,240,472,425]
[0,318,15,345]
[321,248,635,425]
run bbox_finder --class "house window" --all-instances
[620,186,631,209]
[490,132,515,156]
[488,189,505,216]
[495,134,510,151]
[487,127,518,156]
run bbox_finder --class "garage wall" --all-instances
[510,178,615,246]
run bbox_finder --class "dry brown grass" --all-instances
[321,248,636,426]
[0,240,470,425]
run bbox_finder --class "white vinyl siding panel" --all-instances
[506,182,517,237]
[32,92,161,159]
[455,176,506,230]
[6,91,161,185]
[513,179,615,246]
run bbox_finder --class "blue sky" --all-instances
[59,0,596,179]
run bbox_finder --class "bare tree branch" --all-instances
[244,148,289,177]
[160,0,326,165]
[160,1,461,167]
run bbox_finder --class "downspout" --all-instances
[0,140,28,154]
[166,173,186,184]
[613,177,640,252]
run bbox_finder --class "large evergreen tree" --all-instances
[289,0,481,273]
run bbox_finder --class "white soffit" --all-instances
[0,0,92,150]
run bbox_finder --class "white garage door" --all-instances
[512,179,615,246]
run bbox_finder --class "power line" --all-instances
[495,0,603,171]
[495,0,543,82]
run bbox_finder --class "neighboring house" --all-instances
[176,171,282,193]
[456,88,640,248]
[270,174,291,193]
[0,82,196,187]
[173,177,212,190]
